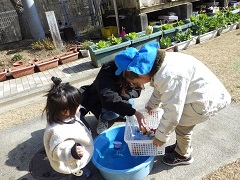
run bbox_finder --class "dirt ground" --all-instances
[0,29,240,179]
[0,39,74,69]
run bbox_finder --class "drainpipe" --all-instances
[22,0,45,40]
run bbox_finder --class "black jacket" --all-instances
[80,61,141,119]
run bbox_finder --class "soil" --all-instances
[0,39,74,69]
[0,29,240,179]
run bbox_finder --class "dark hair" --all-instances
[44,76,82,124]
[123,49,166,80]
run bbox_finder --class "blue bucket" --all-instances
[91,125,154,180]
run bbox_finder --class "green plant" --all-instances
[11,54,23,62]
[126,32,139,40]
[107,35,122,45]
[190,14,209,35]
[161,23,174,30]
[159,36,172,49]
[41,38,55,50]
[94,40,110,50]
[31,38,55,50]
[171,29,193,43]
[80,40,95,50]
[31,41,45,50]
[172,20,185,27]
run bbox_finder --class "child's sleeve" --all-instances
[152,76,190,142]
[51,139,77,163]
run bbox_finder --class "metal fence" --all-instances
[0,10,22,44]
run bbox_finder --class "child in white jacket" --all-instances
[43,76,94,179]
[114,42,231,166]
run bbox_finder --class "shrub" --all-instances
[12,54,23,62]
[31,38,55,50]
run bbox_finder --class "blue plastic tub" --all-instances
[91,125,154,180]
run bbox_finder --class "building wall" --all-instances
[0,0,97,44]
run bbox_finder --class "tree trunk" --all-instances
[9,0,32,39]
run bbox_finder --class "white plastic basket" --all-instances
[124,108,165,156]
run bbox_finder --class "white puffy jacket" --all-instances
[147,52,231,142]
[44,115,94,174]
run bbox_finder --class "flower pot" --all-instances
[237,22,240,29]
[173,40,192,52]
[231,8,240,14]
[9,64,35,78]
[13,61,24,67]
[196,30,218,44]
[34,57,59,72]
[89,40,131,67]
[217,23,237,35]
[58,50,79,64]
[161,45,176,52]
[79,49,90,58]
[0,69,7,82]
[123,31,150,50]
[29,59,38,65]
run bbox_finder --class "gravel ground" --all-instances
[0,28,240,179]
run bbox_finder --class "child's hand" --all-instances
[145,106,153,115]
[153,137,165,147]
[76,145,84,157]
[134,110,146,131]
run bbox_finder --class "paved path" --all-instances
[1,30,240,179]
[0,80,240,180]
[0,56,100,113]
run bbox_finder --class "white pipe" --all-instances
[22,0,45,40]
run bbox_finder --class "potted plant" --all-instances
[57,49,79,64]
[190,14,218,43]
[33,57,59,72]
[0,69,7,82]
[88,36,131,67]
[79,40,95,58]
[171,29,194,51]
[159,36,175,52]
[9,63,35,79]
[161,22,177,39]
[123,31,150,50]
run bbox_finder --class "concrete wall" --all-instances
[0,0,96,44]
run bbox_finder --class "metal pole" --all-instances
[21,0,45,40]
[112,0,120,34]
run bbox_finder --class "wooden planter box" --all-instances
[89,40,131,67]
[58,50,79,64]
[0,69,7,82]
[34,57,59,72]
[9,64,35,78]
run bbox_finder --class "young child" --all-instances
[114,42,231,166]
[80,61,142,134]
[43,76,94,179]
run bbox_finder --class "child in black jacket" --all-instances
[80,61,143,134]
